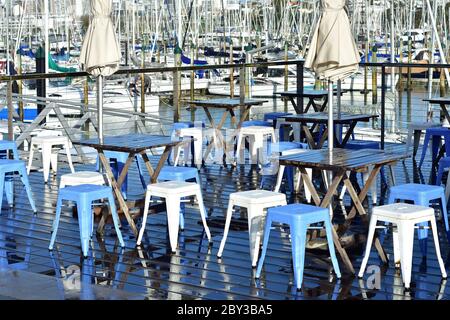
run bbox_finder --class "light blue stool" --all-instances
[388,183,450,257]
[419,127,450,168]
[157,166,201,230]
[49,184,125,257]
[0,140,19,160]
[263,112,293,141]
[255,203,341,290]
[0,159,36,214]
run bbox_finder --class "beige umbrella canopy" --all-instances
[305,0,359,82]
[79,0,121,143]
[80,0,121,77]
[304,0,359,152]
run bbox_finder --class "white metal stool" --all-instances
[173,127,203,168]
[236,126,277,166]
[27,135,75,183]
[358,203,447,289]
[136,181,211,252]
[59,171,106,188]
[217,190,287,267]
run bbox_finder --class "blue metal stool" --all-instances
[0,159,36,214]
[261,142,309,192]
[436,156,450,186]
[157,166,201,230]
[388,183,450,256]
[419,127,450,168]
[49,184,125,257]
[263,112,293,141]
[0,140,20,160]
[255,203,341,290]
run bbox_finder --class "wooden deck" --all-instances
[0,142,449,300]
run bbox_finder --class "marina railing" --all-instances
[1,59,450,152]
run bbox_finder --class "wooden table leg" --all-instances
[203,107,229,162]
[98,151,138,237]
[440,103,450,125]
[338,121,358,147]
[299,167,355,274]
[288,97,301,114]
[342,168,388,264]
[146,145,172,183]
[301,124,320,149]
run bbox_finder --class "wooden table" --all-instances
[282,112,378,149]
[184,98,268,163]
[78,134,189,237]
[423,97,450,124]
[279,148,408,274]
[277,89,347,114]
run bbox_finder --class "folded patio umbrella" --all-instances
[80,0,120,77]
[80,0,121,143]
[304,0,359,151]
[305,0,359,82]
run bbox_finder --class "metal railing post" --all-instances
[381,65,386,150]
[7,81,13,141]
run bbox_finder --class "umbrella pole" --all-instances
[328,80,334,218]
[97,75,104,144]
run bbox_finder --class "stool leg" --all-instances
[49,195,63,250]
[255,215,273,279]
[291,224,307,290]
[247,206,263,267]
[166,196,181,253]
[5,176,13,207]
[431,135,441,167]
[358,216,378,278]
[285,166,294,193]
[183,138,190,165]
[274,165,285,192]
[194,134,203,169]
[12,145,19,161]
[42,144,52,183]
[324,218,341,278]
[398,221,415,289]
[0,172,5,214]
[195,188,211,242]
[304,169,313,203]
[439,193,450,234]
[64,142,75,173]
[416,199,429,257]
[107,194,124,247]
[217,199,234,258]
[137,190,152,246]
[19,165,36,212]
[26,143,35,174]
[50,151,58,175]
[419,131,431,167]
[413,129,422,158]
[77,199,91,258]
[429,217,448,278]
[436,161,445,186]
[392,225,401,267]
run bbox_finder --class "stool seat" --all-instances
[31,135,69,145]
[373,203,434,220]
[269,141,308,154]
[390,183,445,200]
[241,120,272,127]
[344,140,379,150]
[230,190,286,205]
[146,181,198,194]
[59,184,113,201]
[263,112,293,122]
[60,171,105,188]
[239,126,275,134]
[158,166,200,182]
[268,203,329,221]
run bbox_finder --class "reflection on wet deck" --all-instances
[0,142,449,300]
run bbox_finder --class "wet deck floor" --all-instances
[0,142,449,300]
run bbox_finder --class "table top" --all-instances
[184,97,268,108]
[279,148,407,171]
[276,89,346,98]
[423,97,450,104]
[281,112,377,124]
[77,134,182,153]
